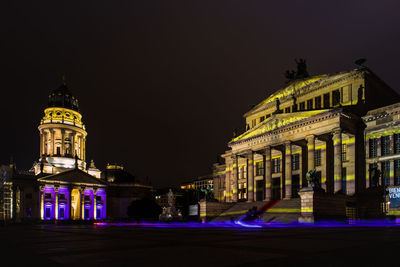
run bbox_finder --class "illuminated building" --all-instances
[213,67,400,206]
[0,80,152,221]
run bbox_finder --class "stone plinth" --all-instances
[199,200,233,222]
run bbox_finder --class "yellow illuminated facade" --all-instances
[32,82,101,178]
[214,67,400,203]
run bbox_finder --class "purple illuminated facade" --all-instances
[38,168,107,220]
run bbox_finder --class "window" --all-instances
[307,99,313,110]
[315,149,321,166]
[292,154,300,170]
[323,93,330,108]
[56,147,61,155]
[292,104,298,112]
[315,96,322,109]
[44,193,51,199]
[369,138,378,158]
[96,196,102,202]
[299,102,305,111]
[332,89,341,107]
[272,158,280,173]
[252,119,256,127]
[369,163,378,186]
[259,116,265,123]
[256,161,264,176]
[59,194,65,200]
[266,114,271,119]
[342,144,347,162]
[395,134,400,154]
[382,161,391,186]
[381,136,391,156]
[84,195,90,201]
[285,107,291,113]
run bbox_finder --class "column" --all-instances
[69,187,72,220]
[247,151,254,202]
[80,136,84,159]
[79,189,84,220]
[333,129,342,193]
[346,134,356,195]
[83,137,86,161]
[264,146,272,201]
[306,135,315,172]
[225,165,231,202]
[232,155,238,202]
[40,186,44,220]
[93,188,97,220]
[61,130,65,156]
[390,160,395,186]
[321,142,327,191]
[40,131,44,156]
[71,133,75,157]
[284,141,292,199]
[54,186,59,220]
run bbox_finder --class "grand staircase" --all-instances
[212,198,301,223]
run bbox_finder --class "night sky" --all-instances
[1,1,400,187]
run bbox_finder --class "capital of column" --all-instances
[306,135,315,143]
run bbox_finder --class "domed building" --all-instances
[32,80,100,177]
[0,79,153,222]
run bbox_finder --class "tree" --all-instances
[127,198,162,221]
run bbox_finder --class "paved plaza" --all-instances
[1,223,399,266]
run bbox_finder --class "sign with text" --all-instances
[388,187,400,208]
[189,204,199,216]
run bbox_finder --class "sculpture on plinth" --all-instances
[306,169,324,192]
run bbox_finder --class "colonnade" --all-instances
[226,128,361,202]
[39,128,86,160]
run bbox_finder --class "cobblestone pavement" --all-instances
[0,224,399,266]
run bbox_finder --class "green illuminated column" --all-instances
[247,151,254,202]
[284,141,292,199]
[333,129,342,193]
[264,146,272,201]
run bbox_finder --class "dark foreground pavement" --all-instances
[0,223,399,266]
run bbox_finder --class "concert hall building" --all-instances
[213,66,400,206]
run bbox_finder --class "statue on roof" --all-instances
[284,58,310,83]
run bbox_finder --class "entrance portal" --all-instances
[292,174,300,197]
[71,189,81,220]
[272,177,281,200]
[256,180,264,201]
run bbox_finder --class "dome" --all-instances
[47,83,79,111]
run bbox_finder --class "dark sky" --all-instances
[1,0,400,187]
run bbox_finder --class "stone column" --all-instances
[264,146,272,201]
[225,165,231,202]
[285,141,292,199]
[71,133,75,157]
[50,129,55,156]
[83,137,86,161]
[80,136,84,159]
[54,186,59,220]
[69,187,72,220]
[93,188,97,220]
[40,186,44,220]
[40,131,44,156]
[377,137,382,158]
[79,188,84,220]
[321,142,327,190]
[61,130,65,156]
[325,136,334,194]
[306,135,315,172]
[232,155,238,202]
[247,151,254,202]
[346,134,356,195]
[390,160,395,186]
[333,130,343,193]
